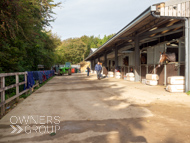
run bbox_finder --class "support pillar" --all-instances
[134,36,140,82]
[104,53,107,68]
[115,47,118,70]
[98,56,100,63]
[178,38,182,76]
[90,60,93,70]
[93,58,95,70]
[185,18,190,92]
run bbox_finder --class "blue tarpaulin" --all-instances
[26,72,35,88]
[25,70,54,89]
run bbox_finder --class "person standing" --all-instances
[95,62,102,80]
[86,66,90,76]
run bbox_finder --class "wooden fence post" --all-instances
[25,73,29,95]
[1,77,5,118]
[25,73,27,88]
[16,74,19,102]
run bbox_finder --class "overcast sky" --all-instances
[50,0,166,40]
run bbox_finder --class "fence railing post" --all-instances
[1,77,5,118]
[25,73,27,88]
[16,74,19,102]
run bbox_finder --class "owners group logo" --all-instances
[10,116,60,134]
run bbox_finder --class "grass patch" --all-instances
[20,76,55,99]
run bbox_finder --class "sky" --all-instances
[50,0,166,40]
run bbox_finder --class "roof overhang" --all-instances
[85,7,151,61]
[85,2,185,61]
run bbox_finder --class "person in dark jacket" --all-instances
[95,62,102,80]
[86,66,90,76]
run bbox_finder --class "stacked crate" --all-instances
[108,71,114,77]
[145,74,159,86]
[166,76,185,93]
[115,72,121,79]
[124,73,135,81]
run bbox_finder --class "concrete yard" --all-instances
[0,73,190,143]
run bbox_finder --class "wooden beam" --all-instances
[136,18,168,35]
[140,29,183,43]
[118,36,134,40]
[4,89,29,105]
[139,23,184,39]
[0,72,27,77]
[0,81,26,92]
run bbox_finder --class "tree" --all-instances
[0,0,61,72]
[55,34,114,64]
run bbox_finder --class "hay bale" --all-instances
[126,77,135,81]
[126,73,134,77]
[108,71,114,75]
[166,85,185,93]
[115,72,121,76]
[115,75,121,79]
[167,76,184,85]
[146,80,158,86]
[146,74,159,81]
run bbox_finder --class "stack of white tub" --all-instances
[145,74,159,86]
[141,79,146,84]
[101,71,106,77]
[166,76,185,92]
[124,73,135,81]
[108,71,114,77]
[115,72,121,79]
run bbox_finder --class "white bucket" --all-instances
[142,79,146,84]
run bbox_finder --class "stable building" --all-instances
[85,0,190,92]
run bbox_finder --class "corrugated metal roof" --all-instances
[85,7,152,61]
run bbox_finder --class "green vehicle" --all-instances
[59,62,72,75]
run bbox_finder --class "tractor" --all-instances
[59,62,72,75]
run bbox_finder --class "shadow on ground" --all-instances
[0,73,187,143]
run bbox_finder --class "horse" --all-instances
[141,55,147,64]
[150,52,176,74]
[123,56,129,66]
[158,52,176,67]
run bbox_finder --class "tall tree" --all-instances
[55,34,115,64]
[0,0,61,72]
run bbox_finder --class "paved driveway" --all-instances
[0,73,190,143]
